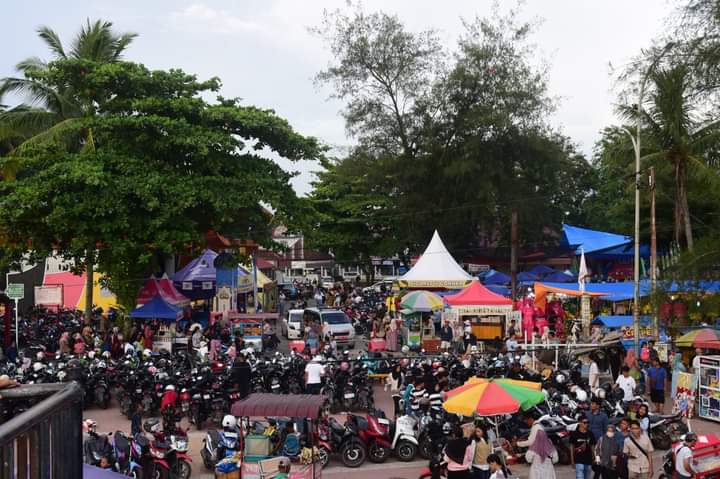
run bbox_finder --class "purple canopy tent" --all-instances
[173,249,218,300]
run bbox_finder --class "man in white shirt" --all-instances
[675,432,697,479]
[304,356,325,394]
[693,348,703,372]
[615,365,637,402]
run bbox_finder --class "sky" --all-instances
[1,0,674,195]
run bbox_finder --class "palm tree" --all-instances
[0,19,136,152]
[623,64,720,251]
[0,19,136,322]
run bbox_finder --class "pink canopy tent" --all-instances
[444,278,513,306]
[136,275,190,307]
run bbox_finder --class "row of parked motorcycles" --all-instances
[83,417,191,479]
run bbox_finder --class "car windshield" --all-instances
[323,312,350,325]
[289,313,303,323]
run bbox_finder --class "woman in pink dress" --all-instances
[385,316,398,352]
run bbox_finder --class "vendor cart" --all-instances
[228,393,325,479]
[671,433,720,478]
[697,356,720,423]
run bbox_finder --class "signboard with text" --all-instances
[6,283,24,300]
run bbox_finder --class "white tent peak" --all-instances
[400,230,472,282]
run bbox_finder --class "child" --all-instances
[487,453,508,479]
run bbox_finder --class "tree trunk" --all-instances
[84,249,94,325]
[675,159,694,251]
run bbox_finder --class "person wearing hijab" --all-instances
[444,426,474,479]
[525,428,558,479]
[670,350,687,397]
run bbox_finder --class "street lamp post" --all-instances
[626,43,675,357]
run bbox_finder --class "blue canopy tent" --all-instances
[528,265,555,276]
[173,249,218,300]
[543,270,576,283]
[561,224,649,259]
[483,270,511,285]
[517,271,538,282]
[130,295,183,321]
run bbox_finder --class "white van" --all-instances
[281,309,305,339]
[303,307,356,349]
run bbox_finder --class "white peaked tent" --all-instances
[398,230,473,289]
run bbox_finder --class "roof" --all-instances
[230,393,326,418]
[444,278,513,306]
[539,281,652,301]
[136,275,189,307]
[130,294,183,321]
[562,224,631,255]
[399,230,472,287]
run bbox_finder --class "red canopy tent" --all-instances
[444,278,513,306]
[444,279,513,340]
[137,275,190,307]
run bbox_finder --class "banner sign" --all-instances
[34,285,63,306]
[398,280,472,289]
[454,305,512,315]
[674,371,697,418]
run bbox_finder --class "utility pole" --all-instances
[510,210,518,301]
[650,167,658,339]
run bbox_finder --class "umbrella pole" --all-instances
[494,415,510,470]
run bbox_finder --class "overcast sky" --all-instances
[2,1,673,194]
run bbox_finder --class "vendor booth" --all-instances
[397,231,472,289]
[444,279,513,340]
[130,295,185,353]
[591,315,667,352]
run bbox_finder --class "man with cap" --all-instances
[304,355,325,394]
[675,432,697,479]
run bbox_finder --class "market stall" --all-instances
[399,291,443,350]
[129,295,184,353]
[444,279,513,340]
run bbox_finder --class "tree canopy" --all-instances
[0,59,322,309]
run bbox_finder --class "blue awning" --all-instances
[130,294,183,321]
[562,224,632,254]
[539,281,652,301]
[592,315,652,328]
[483,270,511,285]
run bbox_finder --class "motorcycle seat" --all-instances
[207,429,222,444]
[114,432,130,451]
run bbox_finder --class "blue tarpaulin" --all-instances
[592,315,652,328]
[517,271,539,282]
[562,224,632,254]
[485,284,511,297]
[543,271,576,283]
[528,265,555,276]
[130,295,183,321]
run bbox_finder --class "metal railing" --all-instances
[0,382,83,479]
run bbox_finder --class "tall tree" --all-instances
[0,20,136,319]
[0,59,322,312]
[620,64,720,251]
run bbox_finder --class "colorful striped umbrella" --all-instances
[676,328,720,348]
[400,290,444,312]
[443,377,545,416]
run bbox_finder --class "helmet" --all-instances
[147,366,157,375]
[82,419,97,433]
[575,389,588,402]
[222,415,236,429]
[57,371,67,382]
[33,362,45,372]
[555,373,566,384]
[401,345,410,354]
[164,384,175,391]
[87,351,95,359]
[595,388,606,399]
[101,351,110,359]
[143,349,152,359]
[36,352,45,360]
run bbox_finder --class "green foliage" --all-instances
[310,4,595,257]
[0,60,322,310]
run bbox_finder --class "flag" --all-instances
[578,249,589,293]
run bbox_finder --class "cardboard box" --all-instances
[215,471,240,479]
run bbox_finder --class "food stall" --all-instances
[697,356,720,422]
[444,279,513,340]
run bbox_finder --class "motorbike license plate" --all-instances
[135,388,142,394]
[271,384,280,389]
[344,393,355,399]
[203,394,210,399]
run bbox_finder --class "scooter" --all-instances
[350,412,418,463]
[201,428,240,470]
[316,417,367,468]
[112,431,145,478]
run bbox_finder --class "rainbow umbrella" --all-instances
[676,328,720,349]
[400,290,444,312]
[443,377,545,416]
